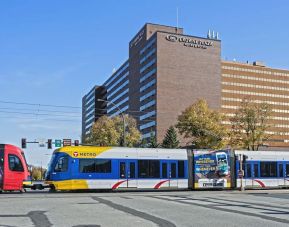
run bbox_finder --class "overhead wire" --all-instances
[0,110,80,118]
[0,100,81,109]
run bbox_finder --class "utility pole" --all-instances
[239,154,245,191]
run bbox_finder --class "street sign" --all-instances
[63,139,72,147]
[38,138,46,147]
[55,139,62,147]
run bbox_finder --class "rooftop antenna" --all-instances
[216,32,219,40]
[212,30,215,39]
[207,29,211,39]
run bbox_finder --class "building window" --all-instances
[140,79,156,92]
[104,62,129,87]
[107,71,129,92]
[140,59,156,73]
[140,48,156,64]
[107,97,129,114]
[140,68,156,83]
[140,90,156,102]
[110,105,129,117]
[141,131,155,139]
[140,37,156,55]
[140,121,156,130]
[140,100,155,111]
[140,110,156,121]
[107,80,129,99]
[108,88,129,105]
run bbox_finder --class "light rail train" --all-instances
[44,146,289,191]
[0,144,29,192]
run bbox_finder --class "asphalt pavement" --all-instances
[1,189,289,227]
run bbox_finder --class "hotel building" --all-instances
[82,23,289,149]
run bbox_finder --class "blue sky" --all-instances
[0,0,289,166]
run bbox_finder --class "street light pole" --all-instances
[97,98,126,147]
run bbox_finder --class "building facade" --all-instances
[82,23,221,143]
[82,86,106,142]
[82,22,289,149]
[221,61,289,148]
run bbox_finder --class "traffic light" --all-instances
[48,139,52,149]
[74,140,79,146]
[21,138,27,149]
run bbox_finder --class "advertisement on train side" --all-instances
[194,149,232,189]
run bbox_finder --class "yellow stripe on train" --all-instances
[50,180,89,190]
[54,146,112,158]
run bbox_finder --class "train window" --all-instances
[119,162,126,178]
[138,160,160,178]
[95,159,111,173]
[279,164,284,178]
[260,162,277,177]
[54,156,68,172]
[178,161,185,178]
[79,159,111,173]
[253,164,259,177]
[162,163,167,178]
[8,155,24,172]
[246,164,251,178]
[286,164,289,177]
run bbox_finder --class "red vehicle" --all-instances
[0,144,29,192]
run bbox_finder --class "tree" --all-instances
[147,132,160,148]
[114,115,142,147]
[87,114,141,147]
[30,166,46,180]
[162,126,180,148]
[229,97,272,150]
[176,99,228,149]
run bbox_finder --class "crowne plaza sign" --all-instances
[165,34,213,49]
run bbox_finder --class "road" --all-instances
[1,189,289,227]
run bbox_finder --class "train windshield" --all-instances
[46,153,57,176]
[21,152,29,172]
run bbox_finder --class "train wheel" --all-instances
[49,185,56,193]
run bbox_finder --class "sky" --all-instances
[0,0,289,166]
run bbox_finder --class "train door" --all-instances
[286,163,289,186]
[159,161,177,188]
[278,162,285,186]
[4,151,25,190]
[169,161,178,188]
[252,162,259,188]
[119,160,137,188]
[0,145,4,190]
[245,162,253,187]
